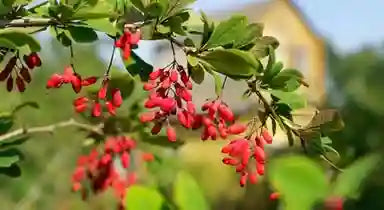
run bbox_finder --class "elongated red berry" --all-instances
[46,74,63,88]
[81,77,98,86]
[207,125,217,140]
[75,103,88,113]
[256,162,265,175]
[63,66,74,83]
[262,129,273,144]
[151,123,162,135]
[159,98,176,112]
[73,96,88,106]
[105,101,116,115]
[218,104,234,122]
[143,82,156,91]
[98,82,108,99]
[170,71,178,82]
[180,89,192,101]
[92,102,102,117]
[71,74,82,93]
[270,192,280,200]
[222,157,238,165]
[6,76,13,92]
[249,173,258,184]
[141,153,154,162]
[20,67,31,83]
[177,111,188,128]
[111,88,123,107]
[228,124,247,134]
[139,112,155,123]
[166,126,177,142]
[240,173,248,187]
[123,43,131,60]
[120,152,130,168]
[254,146,265,163]
[149,69,162,80]
[16,76,25,92]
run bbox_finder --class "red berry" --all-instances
[46,74,63,88]
[106,101,116,115]
[139,112,155,123]
[240,173,248,187]
[141,153,154,162]
[253,146,265,163]
[166,126,177,142]
[170,71,178,82]
[207,125,217,140]
[249,173,258,184]
[92,103,102,117]
[143,82,156,91]
[71,73,82,93]
[81,77,98,86]
[112,88,123,107]
[151,123,162,135]
[262,129,273,144]
[149,69,162,80]
[6,76,13,92]
[269,192,280,200]
[16,76,25,92]
[120,152,130,168]
[98,82,108,99]
[256,162,265,175]
[228,124,247,134]
[218,104,234,122]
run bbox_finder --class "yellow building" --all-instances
[209,0,326,105]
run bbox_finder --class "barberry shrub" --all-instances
[0,0,355,209]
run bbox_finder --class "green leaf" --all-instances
[0,163,21,177]
[131,0,145,11]
[268,155,328,210]
[174,171,209,210]
[0,135,29,148]
[268,90,306,110]
[332,154,380,199]
[305,109,344,133]
[0,112,13,134]
[264,61,283,83]
[12,101,39,115]
[0,38,17,49]
[2,0,15,6]
[67,26,98,43]
[233,23,264,48]
[189,63,205,84]
[208,70,222,96]
[166,0,195,17]
[57,31,72,47]
[200,49,260,78]
[163,16,186,35]
[269,68,304,92]
[0,148,22,167]
[126,185,165,210]
[203,15,247,49]
[124,51,153,81]
[86,18,117,35]
[108,69,135,99]
[200,11,214,47]
[251,36,279,58]
[0,31,41,52]
[145,2,164,18]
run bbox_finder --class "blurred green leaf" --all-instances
[332,154,380,199]
[268,90,306,110]
[67,26,98,43]
[109,69,135,99]
[131,0,145,11]
[126,185,165,210]
[145,2,164,18]
[188,62,205,84]
[0,38,17,49]
[251,36,279,58]
[305,109,344,133]
[2,0,15,6]
[200,11,214,48]
[12,101,39,115]
[86,18,117,35]
[200,49,260,78]
[0,31,41,52]
[0,112,13,134]
[0,148,22,167]
[233,23,264,48]
[268,155,328,210]
[163,16,186,35]
[174,171,209,210]
[0,135,29,148]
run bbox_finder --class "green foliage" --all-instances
[67,26,98,43]
[124,51,153,81]
[332,154,380,199]
[269,90,306,110]
[251,36,279,58]
[268,155,328,210]
[174,171,209,210]
[199,49,260,78]
[0,30,41,52]
[269,68,304,92]
[126,185,165,210]
[0,112,13,134]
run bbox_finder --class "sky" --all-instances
[193,0,384,53]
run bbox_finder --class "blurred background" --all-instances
[1,0,384,209]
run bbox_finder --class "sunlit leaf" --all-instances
[0,31,41,52]
[126,185,165,210]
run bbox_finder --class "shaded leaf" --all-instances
[67,26,98,43]
[268,90,306,110]
[0,163,21,177]
[0,112,13,134]
[269,68,304,92]
[12,101,39,115]
[124,51,153,81]
[0,148,22,167]
[234,23,264,48]
[126,185,165,210]
[305,109,344,133]
[174,171,209,210]
[0,135,29,148]
[251,36,279,58]
[86,18,117,35]
[268,155,328,210]
[189,63,205,84]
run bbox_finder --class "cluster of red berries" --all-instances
[199,99,246,140]
[46,66,123,117]
[73,80,123,117]
[221,128,273,187]
[46,66,97,93]
[0,52,41,92]
[115,29,141,60]
[140,65,194,142]
[71,136,154,209]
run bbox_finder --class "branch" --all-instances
[0,118,103,143]
[0,18,62,28]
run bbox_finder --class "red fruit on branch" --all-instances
[228,123,247,135]
[166,126,177,142]
[262,128,273,144]
[24,52,41,69]
[6,76,13,92]
[20,67,31,83]
[46,74,63,88]
[141,153,155,162]
[112,89,123,107]
[16,76,25,92]
[115,30,141,60]
[81,77,98,86]
[92,103,102,117]
[269,192,280,200]
[98,82,108,99]
[139,112,156,123]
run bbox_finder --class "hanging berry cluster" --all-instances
[115,28,141,60]
[221,128,273,186]
[0,52,41,92]
[71,136,154,210]
[140,64,194,142]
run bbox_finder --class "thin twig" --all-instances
[0,118,103,143]
[105,38,116,77]
[69,44,76,71]
[221,76,228,90]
